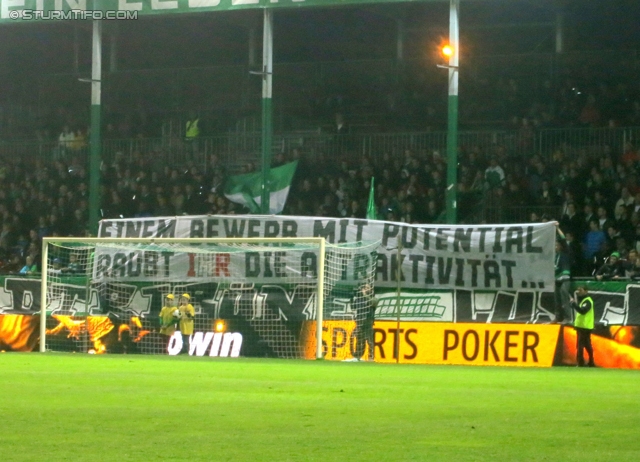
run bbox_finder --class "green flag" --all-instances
[366,176,377,220]
[224,160,298,214]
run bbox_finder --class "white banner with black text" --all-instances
[98,215,555,291]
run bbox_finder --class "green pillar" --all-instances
[445,0,460,225]
[89,20,102,235]
[260,9,274,214]
[446,95,458,224]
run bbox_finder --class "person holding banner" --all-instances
[570,286,595,367]
[349,283,378,362]
[178,293,195,354]
[554,228,572,324]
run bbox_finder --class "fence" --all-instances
[482,204,563,225]
[2,125,639,172]
[536,127,640,159]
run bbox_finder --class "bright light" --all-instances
[441,45,454,57]
[215,321,226,332]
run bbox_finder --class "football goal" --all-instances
[40,237,378,359]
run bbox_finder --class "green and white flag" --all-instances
[224,161,298,214]
[366,176,377,220]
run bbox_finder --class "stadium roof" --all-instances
[1,0,480,25]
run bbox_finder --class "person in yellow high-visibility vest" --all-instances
[570,286,595,367]
[185,112,200,159]
[159,294,178,334]
[185,114,199,140]
[158,294,178,352]
[178,293,195,354]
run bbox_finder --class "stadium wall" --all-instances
[1,276,640,368]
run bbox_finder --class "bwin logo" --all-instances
[167,332,243,357]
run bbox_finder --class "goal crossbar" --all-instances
[40,237,327,358]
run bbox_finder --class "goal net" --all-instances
[40,237,378,360]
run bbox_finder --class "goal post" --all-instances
[39,237,378,359]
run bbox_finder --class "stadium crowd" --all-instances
[1,51,640,278]
[0,130,639,280]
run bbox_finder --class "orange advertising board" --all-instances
[561,326,640,369]
[303,321,561,367]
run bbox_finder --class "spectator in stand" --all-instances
[615,236,630,260]
[321,193,337,217]
[621,142,638,167]
[484,158,505,190]
[424,200,441,223]
[558,188,574,213]
[68,210,88,236]
[399,202,417,224]
[615,204,635,245]
[583,204,596,230]
[633,193,640,215]
[26,241,40,262]
[627,252,640,280]
[505,181,528,209]
[624,249,638,277]
[583,219,607,265]
[597,206,614,236]
[36,216,50,240]
[346,200,362,219]
[153,195,172,216]
[633,223,640,253]
[15,234,29,258]
[605,224,622,249]
[564,231,583,276]
[470,171,484,193]
[183,183,204,215]
[19,255,38,275]
[63,253,82,274]
[172,190,185,215]
[526,160,546,199]
[57,125,75,159]
[538,180,558,206]
[0,238,11,268]
[0,223,15,248]
[71,128,87,152]
[600,157,617,185]
[48,214,60,236]
[595,252,625,281]
[3,255,22,274]
[560,202,581,237]
[590,190,608,214]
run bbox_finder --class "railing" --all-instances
[536,127,640,158]
[2,126,639,172]
[482,205,564,225]
[0,141,88,163]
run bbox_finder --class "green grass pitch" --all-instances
[1,354,639,461]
